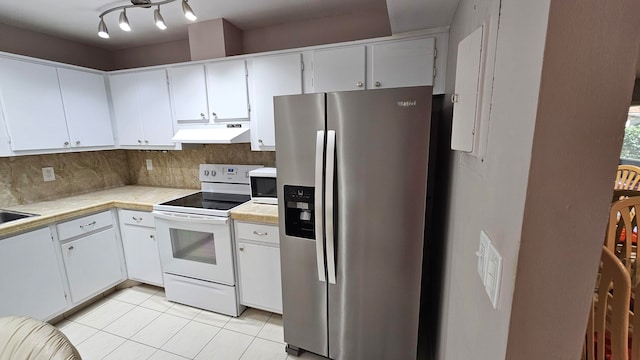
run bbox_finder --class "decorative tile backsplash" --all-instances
[0,150,131,207]
[0,144,276,206]
[128,144,276,189]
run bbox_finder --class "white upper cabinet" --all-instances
[58,68,114,148]
[206,60,249,121]
[0,58,69,151]
[312,46,366,93]
[369,37,436,89]
[168,65,209,123]
[249,53,303,150]
[110,69,175,147]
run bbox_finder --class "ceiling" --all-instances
[0,0,458,51]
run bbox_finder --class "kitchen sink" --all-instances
[0,210,37,224]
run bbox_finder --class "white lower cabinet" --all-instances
[234,221,282,314]
[118,209,163,286]
[57,211,125,304]
[0,228,68,320]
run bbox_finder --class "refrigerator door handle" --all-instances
[315,130,326,283]
[325,130,337,284]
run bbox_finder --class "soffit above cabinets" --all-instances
[386,0,460,34]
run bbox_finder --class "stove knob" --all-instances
[204,170,210,176]
[211,170,217,176]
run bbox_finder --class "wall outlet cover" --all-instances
[42,167,55,182]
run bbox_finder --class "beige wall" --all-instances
[505,0,640,358]
[440,0,640,359]
[112,39,191,70]
[0,150,131,206]
[0,23,114,70]
[242,9,391,54]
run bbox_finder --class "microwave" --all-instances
[249,167,277,205]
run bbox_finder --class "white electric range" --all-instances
[153,164,262,316]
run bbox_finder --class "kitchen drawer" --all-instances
[57,211,113,241]
[163,273,242,317]
[235,222,279,245]
[119,209,155,227]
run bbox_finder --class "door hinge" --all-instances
[248,103,251,112]
[301,61,304,72]
[433,66,437,79]
[64,293,68,300]
[434,47,438,59]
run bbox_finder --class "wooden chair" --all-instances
[583,246,631,360]
[606,197,640,281]
[615,165,640,191]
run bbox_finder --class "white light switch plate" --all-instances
[477,231,491,280]
[485,242,502,309]
[42,167,55,182]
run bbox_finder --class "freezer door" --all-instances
[326,87,433,360]
[274,93,329,357]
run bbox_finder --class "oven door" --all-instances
[153,210,235,285]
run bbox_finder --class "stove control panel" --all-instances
[199,164,264,184]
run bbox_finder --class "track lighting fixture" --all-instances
[97,0,197,39]
[154,6,167,30]
[119,9,131,32]
[98,17,109,39]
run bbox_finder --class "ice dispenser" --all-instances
[284,185,315,239]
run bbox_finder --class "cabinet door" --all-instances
[110,73,145,146]
[0,58,69,151]
[249,54,302,150]
[369,37,435,89]
[62,227,124,303]
[312,46,366,92]
[58,68,114,148]
[121,225,163,286]
[237,241,282,313]
[0,228,68,320]
[206,60,249,120]
[168,65,209,123]
[138,70,175,146]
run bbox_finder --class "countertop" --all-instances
[0,186,198,238]
[230,201,279,225]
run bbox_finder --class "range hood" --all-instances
[171,127,250,144]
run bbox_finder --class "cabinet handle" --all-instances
[138,139,143,144]
[80,221,96,229]
[375,81,381,87]
[64,141,69,146]
[144,140,149,144]
[132,216,143,222]
[239,246,245,251]
[200,112,205,118]
[451,93,459,104]
[68,246,74,251]
[75,140,81,145]
[212,112,218,119]
[150,235,155,240]
[356,82,363,88]
[258,139,264,145]
[253,230,268,236]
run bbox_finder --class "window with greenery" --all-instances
[620,106,640,161]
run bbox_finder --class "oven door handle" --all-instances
[152,211,229,225]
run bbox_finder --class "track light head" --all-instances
[98,18,109,39]
[154,6,167,30]
[182,0,197,21]
[119,9,131,31]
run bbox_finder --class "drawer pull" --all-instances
[68,246,74,251]
[150,235,155,240]
[253,230,268,236]
[132,216,143,222]
[80,221,96,229]
[239,246,245,251]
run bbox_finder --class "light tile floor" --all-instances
[54,285,324,360]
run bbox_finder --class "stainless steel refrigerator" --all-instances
[275,86,433,360]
